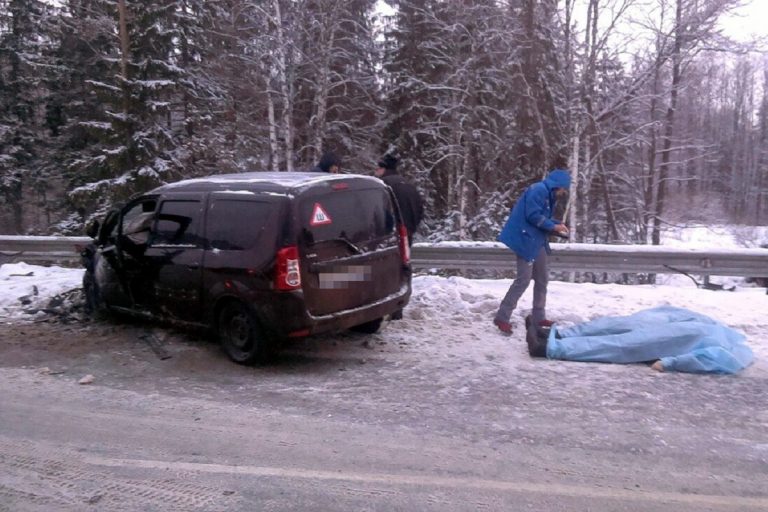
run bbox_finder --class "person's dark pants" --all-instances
[495,247,548,327]
[391,232,416,321]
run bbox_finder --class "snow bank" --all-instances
[389,275,768,377]
[663,225,768,249]
[0,263,84,320]
[1,243,765,377]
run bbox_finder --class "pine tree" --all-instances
[0,0,53,233]
[172,0,231,175]
[42,0,117,232]
[383,0,520,239]
[66,0,194,224]
[381,0,450,225]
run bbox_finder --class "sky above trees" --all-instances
[719,0,768,42]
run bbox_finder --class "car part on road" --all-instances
[139,331,172,360]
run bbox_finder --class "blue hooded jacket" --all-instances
[497,169,571,262]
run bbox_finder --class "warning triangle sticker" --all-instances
[310,203,332,226]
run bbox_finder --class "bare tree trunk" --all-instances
[520,0,551,171]
[10,180,22,234]
[458,179,468,239]
[578,0,598,243]
[312,9,338,160]
[597,155,620,242]
[117,0,129,85]
[273,0,294,172]
[567,121,580,239]
[757,66,768,222]
[564,0,574,133]
[267,87,280,171]
[117,0,133,167]
[651,0,683,246]
[580,138,591,242]
[458,146,472,240]
[566,123,580,283]
[645,49,662,244]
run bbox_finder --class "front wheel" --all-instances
[217,302,274,364]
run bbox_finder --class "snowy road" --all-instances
[1,267,767,511]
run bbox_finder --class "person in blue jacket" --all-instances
[493,166,571,334]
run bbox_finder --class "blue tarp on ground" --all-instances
[546,306,754,374]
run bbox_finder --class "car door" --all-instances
[94,198,158,310]
[143,194,205,321]
[297,183,406,316]
[93,208,131,308]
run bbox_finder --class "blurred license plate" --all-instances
[318,265,372,289]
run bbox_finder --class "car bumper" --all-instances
[261,283,411,338]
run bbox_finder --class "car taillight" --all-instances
[398,224,410,264]
[275,246,301,291]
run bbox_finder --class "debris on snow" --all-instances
[1,263,84,321]
[26,289,89,324]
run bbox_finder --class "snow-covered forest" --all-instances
[0,0,765,242]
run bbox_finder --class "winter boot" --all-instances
[525,314,549,358]
[493,318,513,334]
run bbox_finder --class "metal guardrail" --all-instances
[0,235,91,265]
[1,236,767,277]
[411,243,768,277]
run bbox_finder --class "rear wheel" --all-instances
[217,302,274,364]
[349,317,383,334]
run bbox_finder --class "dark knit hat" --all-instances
[318,152,340,172]
[377,154,398,171]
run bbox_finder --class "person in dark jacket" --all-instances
[311,152,341,173]
[374,155,423,246]
[493,168,571,334]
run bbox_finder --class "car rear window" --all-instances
[300,188,395,244]
[207,199,278,250]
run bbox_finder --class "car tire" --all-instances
[217,302,274,364]
[349,317,383,334]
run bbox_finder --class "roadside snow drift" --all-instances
[0,263,84,320]
[1,261,766,377]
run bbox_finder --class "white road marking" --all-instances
[84,455,766,508]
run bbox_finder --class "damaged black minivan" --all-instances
[82,172,412,364]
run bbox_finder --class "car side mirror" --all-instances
[86,220,100,239]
